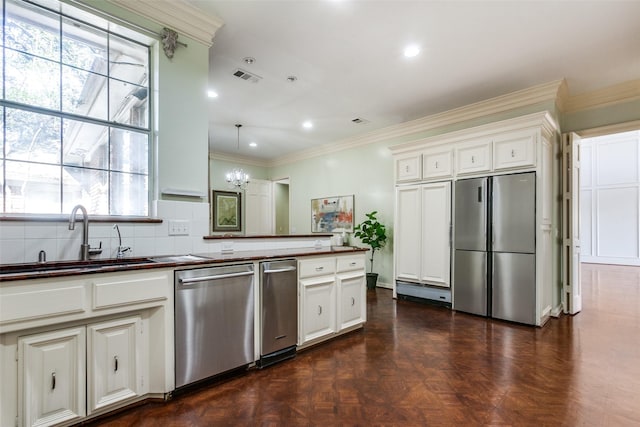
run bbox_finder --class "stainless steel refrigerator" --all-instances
[453,172,536,325]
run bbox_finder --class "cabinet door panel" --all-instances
[421,182,452,287]
[18,327,86,427]
[395,154,421,182]
[456,141,492,175]
[337,272,366,330]
[494,131,536,170]
[395,186,421,281]
[300,277,336,344]
[423,149,453,179]
[88,316,140,413]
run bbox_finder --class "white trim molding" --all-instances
[107,0,224,46]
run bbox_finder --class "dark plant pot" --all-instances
[366,273,378,290]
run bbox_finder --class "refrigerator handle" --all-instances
[477,186,482,203]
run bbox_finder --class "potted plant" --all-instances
[353,211,388,289]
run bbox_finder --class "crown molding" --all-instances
[271,80,564,167]
[106,0,224,46]
[563,80,640,114]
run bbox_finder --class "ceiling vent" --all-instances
[232,68,262,83]
[351,117,370,124]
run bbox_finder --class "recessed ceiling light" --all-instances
[287,75,298,83]
[243,57,255,65]
[249,142,257,148]
[207,90,218,98]
[403,45,420,58]
[302,121,313,129]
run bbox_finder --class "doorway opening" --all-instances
[274,178,290,235]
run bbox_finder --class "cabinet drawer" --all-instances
[299,257,336,278]
[93,271,170,309]
[456,141,492,175]
[423,148,453,179]
[1,285,85,325]
[395,154,422,182]
[494,131,536,170]
[336,255,365,272]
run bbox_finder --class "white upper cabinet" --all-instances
[423,147,453,179]
[395,153,422,182]
[456,140,492,175]
[493,130,536,171]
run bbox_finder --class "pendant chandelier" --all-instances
[226,124,250,189]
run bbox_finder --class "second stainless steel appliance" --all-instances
[175,264,255,388]
[259,259,298,367]
[453,172,536,324]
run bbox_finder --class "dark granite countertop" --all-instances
[0,246,368,282]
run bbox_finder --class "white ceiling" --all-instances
[188,0,640,162]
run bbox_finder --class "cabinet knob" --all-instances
[349,262,356,266]
[511,149,515,158]
[435,161,439,169]
[315,266,324,272]
[351,297,355,306]
[114,355,119,372]
[51,371,56,390]
[471,155,475,163]
[318,305,322,315]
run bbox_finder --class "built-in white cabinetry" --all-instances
[456,140,492,175]
[87,316,141,414]
[395,182,451,287]
[18,327,86,427]
[391,112,559,326]
[395,153,422,182]
[422,147,453,179]
[1,269,172,427]
[245,179,273,235]
[493,130,536,171]
[298,253,366,347]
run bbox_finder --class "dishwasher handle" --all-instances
[263,266,297,274]
[179,270,254,284]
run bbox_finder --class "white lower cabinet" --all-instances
[87,316,141,414]
[17,316,142,427]
[18,327,86,427]
[299,275,336,344]
[298,254,366,347]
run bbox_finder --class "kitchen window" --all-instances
[0,0,151,216]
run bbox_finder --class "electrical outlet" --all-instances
[168,220,190,236]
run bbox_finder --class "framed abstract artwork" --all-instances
[311,195,354,233]
[212,190,242,232]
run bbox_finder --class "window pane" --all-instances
[111,171,147,216]
[62,65,108,120]
[109,34,148,84]
[62,166,108,214]
[62,18,108,74]
[5,0,60,61]
[110,128,148,174]
[109,80,148,128]
[5,109,61,163]
[63,119,108,169]
[5,50,60,109]
[5,160,61,213]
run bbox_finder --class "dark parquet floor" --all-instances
[85,263,640,426]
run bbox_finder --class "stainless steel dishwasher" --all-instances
[175,264,254,388]
[259,259,298,367]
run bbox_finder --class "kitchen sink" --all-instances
[150,254,212,263]
[0,257,155,275]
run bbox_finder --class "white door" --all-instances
[395,185,421,281]
[300,276,336,344]
[245,179,273,235]
[420,181,452,287]
[336,271,366,330]
[87,316,141,414]
[562,133,582,314]
[18,327,86,427]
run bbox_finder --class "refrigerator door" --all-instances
[453,250,487,316]
[492,252,536,324]
[454,177,487,251]
[492,172,536,254]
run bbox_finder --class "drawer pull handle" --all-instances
[471,155,475,163]
[511,149,515,158]
[315,266,324,271]
[351,297,355,306]
[318,305,322,315]
[349,262,356,266]
[435,160,439,169]
[114,355,119,372]
[51,372,56,390]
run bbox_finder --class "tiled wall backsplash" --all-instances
[0,200,330,265]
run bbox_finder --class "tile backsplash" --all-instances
[0,200,330,265]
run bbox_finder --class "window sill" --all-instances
[0,214,163,224]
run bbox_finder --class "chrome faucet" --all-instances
[113,224,131,259]
[69,204,102,260]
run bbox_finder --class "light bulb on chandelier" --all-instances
[226,124,250,189]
